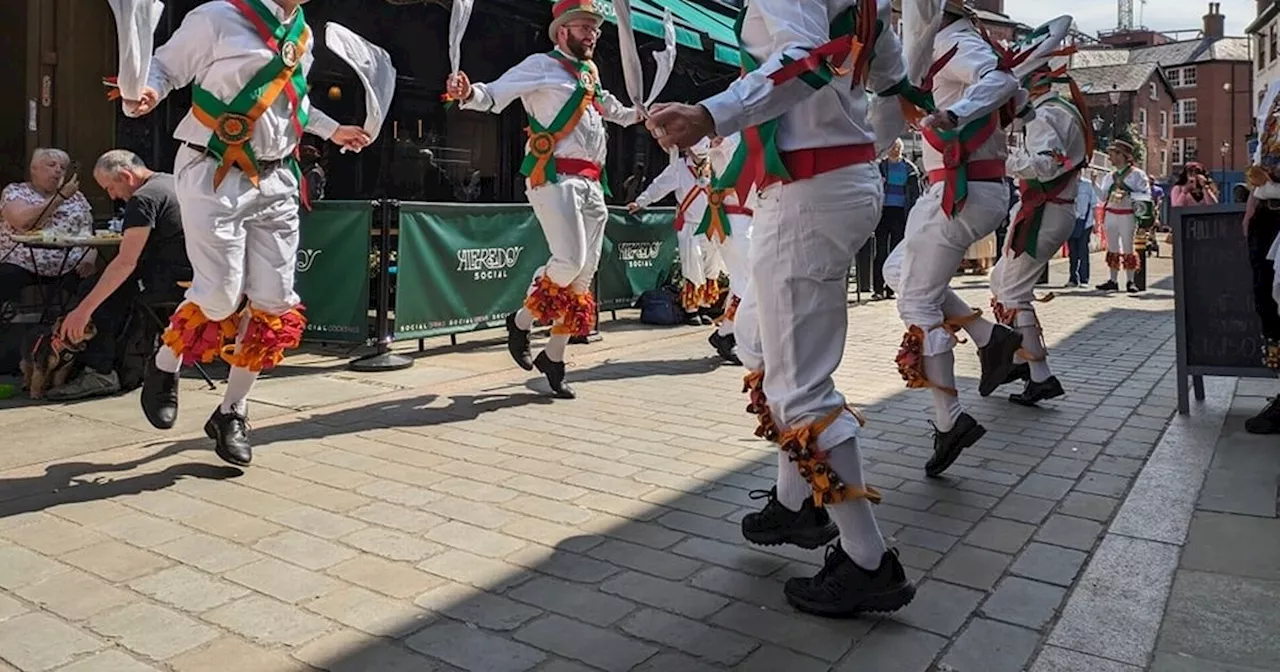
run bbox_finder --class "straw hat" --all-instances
[549,0,605,41]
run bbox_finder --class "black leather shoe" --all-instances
[784,546,916,618]
[141,361,180,430]
[534,351,575,399]
[978,324,1023,397]
[699,315,715,326]
[683,312,701,326]
[506,313,534,371]
[741,487,838,549]
[708,332,742,365]
[926,413,985,477]
[1002,362,1031,387]
[1096,280,1119,291]
[1009,376,1066,407]
[1246,396,1280,434]
[1127,282,1140,294]
[205,408,252,466]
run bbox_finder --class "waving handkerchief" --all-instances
[325,22,397,149]
[105,0,166,102]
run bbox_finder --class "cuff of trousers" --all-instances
[813,411,863,453]
[921,324,959,357]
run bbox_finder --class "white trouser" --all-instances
[701,235,725,281]
[752,163,882,451]
[735,284,763,370]
[525,176,608,294]
[883,181,1008,356]
[174,144,301,321]
[676,222,706,287]
[1104,212,1137,255]
[709,214,752,300]
[991,201,1076,311]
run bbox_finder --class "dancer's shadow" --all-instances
[519,356,723,395]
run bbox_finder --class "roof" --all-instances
[546,0,740,67]
[1069,62,1166,94]
[1069,37,1251,68]
[1246,1,1280,35]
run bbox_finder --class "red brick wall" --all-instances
[1168,60,1254,175]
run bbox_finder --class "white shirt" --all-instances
[1006,94,1087,202]
[145,1,340,162]
[919,19,1020,173]
[461,52,641,167]
[1096,167,1152,209]
[699,0,907,153]
[634,157,709,224]
[707,133,759,210]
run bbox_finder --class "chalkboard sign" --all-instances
[1172,203,1277,414]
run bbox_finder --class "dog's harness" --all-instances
[32,332,86,366]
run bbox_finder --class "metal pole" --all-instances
[350,199,413,371]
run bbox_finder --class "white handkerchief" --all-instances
[107,0,166,102]
[325,22,397,147]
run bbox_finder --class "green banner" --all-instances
[296,201,372,343]
[394,203,551,339]
[598,207,679,310]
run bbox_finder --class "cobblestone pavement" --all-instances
[0,257,1212,672]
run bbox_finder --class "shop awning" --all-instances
[548,0,740,67]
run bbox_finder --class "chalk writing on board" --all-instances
[1177,210,1266,369]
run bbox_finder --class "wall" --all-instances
[1253,13,1280,124]
[0,0,27,188]
[1179,60,1256,174]
[1084,76,1175,178]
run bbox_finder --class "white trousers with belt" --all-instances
[525,176,608,295]
[992,201,1076,311]
[752,163,882,451]
[883,181,1009,356]
[174,144,301,321]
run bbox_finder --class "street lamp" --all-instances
[1224,79,1237,183]
[1221,141,1231,188]
[1109,85,1121,163]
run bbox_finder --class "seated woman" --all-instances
[0,148,96,314]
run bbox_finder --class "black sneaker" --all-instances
[1009,376,1065,407]
[141,361,180,430]
[1127,282,1140,294]
[925,413,986,477]
[741,487,838,549]
[683,312,701,326]
[1245,396,1280,434]
[1002,362,1031,387]
[205,408,251,466]
[534,351,575,399]
[506,313,533,371]
[978,324,1023,397]
[1096,280,1119,291]
[784,545,916,618]
[699,314,715,326]
[709,332,742,365]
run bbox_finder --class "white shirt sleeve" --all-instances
[598,88,642,127]
[304,104,340,140]
[1005,107,1074,182]
[462,55,548,114]
[942,31,1019,125]
[699,0,843,138]
[146,6,217,103]
[634,162,682,207]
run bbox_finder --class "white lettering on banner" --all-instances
[456,246,524,281]
[296,249,322,272]
[617,241,662,268]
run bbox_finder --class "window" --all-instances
[1161,149,1169,174]
[1166,65,1197,88]
[1150,82,1158,100]
[1159,110,1168,138]
[1174,99,1198,126]
[1139,108,1148,136]
[1173,138,1199,165]
[1272,24,1277,61]
[1261,33,1269,70]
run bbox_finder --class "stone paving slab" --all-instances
[0,258,1222,671]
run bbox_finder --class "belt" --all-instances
[723,204,753,217]
[182,143,287,171]
[779,143,876,183]
[926,159,1006,185]
[552,158,602,181]
[1105,207,1134,215]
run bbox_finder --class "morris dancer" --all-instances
[1242,80,1280,433]
[447,0,640,399]
[703,132,756,365]
[628,142,715,326]
[882,0,1025,477]
[125,0,371,466]
[1094,133,1153,294]
[991,23,1088,407]
[646,0,915,617]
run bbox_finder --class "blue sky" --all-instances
[1013,0,1255,37]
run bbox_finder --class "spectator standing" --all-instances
[871,138,920,299]
[1067,170,1098,287]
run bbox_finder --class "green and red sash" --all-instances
[519,50,609,194]
[921,113,1000,217]
[715,3,881,202]
[191,0,310,199]
[1106,165,1134,207]
[1008,168,1078,259]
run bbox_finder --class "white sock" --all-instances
[924,351,962,431]
[514,307,534,331]
[154,346,180,374]
[942,292,993,347]
[717,319,733,337]
[543,333,570,362]
[1013,311,1052,383]
[220,366,257,415]
[776,450,810,511]
[1110,267,1119,282]
[1123,269,1133,286]
[824,438,888,570]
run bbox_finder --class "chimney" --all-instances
[1204,2,1225,38]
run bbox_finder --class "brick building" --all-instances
[1071,3,1252,181]
[1070,64,1177,178]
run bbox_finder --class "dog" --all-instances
[20,317,96,399]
